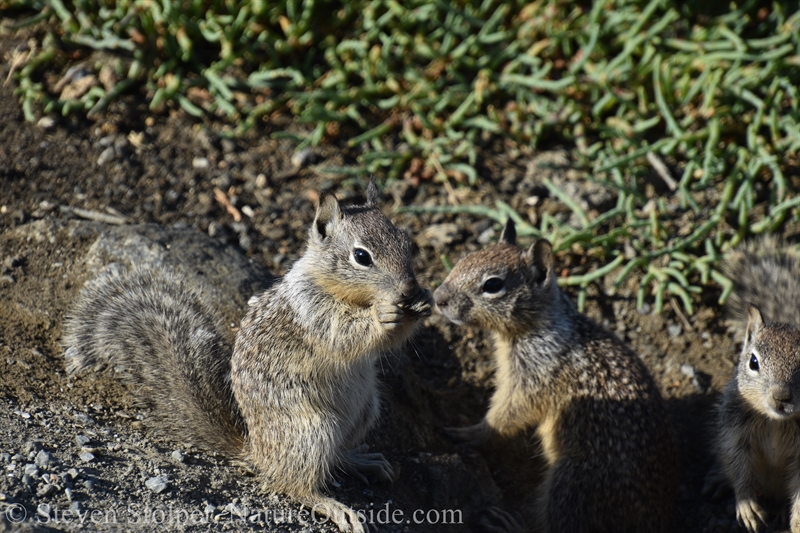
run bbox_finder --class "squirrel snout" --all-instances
[771,384,793,403]
[433,285,449,309]
[399,278,420,301]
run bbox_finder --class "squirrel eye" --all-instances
[353,248,373,267]
[482,277,505,294]
[749,353,759,372]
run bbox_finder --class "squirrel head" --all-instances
[305,177,421,307]
[738,304,800,420]
[433,219,558,336]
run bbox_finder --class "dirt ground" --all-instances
[0,23,764,533]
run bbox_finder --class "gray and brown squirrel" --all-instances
[432,220,677,533]
[713,236,800,533]
[62,179,432,533]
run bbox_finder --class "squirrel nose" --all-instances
[399,278,419,300]
[433,285,449,309]
[771,384,792,403]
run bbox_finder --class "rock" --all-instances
[24,463,39,477]
[36,483,57,497]
[96,146,115,166]
[171,450,184,463]
[192,157,210,169]
[34,450,52,469]
[79,452,95,463]
[37,116,57,129]
[145,475,168,494]
[75,435,91,447]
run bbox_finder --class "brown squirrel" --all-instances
[713,236,800,533]
[433,220,677,533]
[62,179,432,533]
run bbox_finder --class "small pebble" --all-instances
[680,364,696,378]
[192,157,210,169]
[36,483,57,497]
[171,450,184,463]
[24,463,39,477]
[67,468,79,480]
[0,453,11,463]
[79,451,95,463]
[667,324,682,338]
[34,450,53,469]
[69,501,82,514]
[220,139,237,153]
[145,475,168,494]
[97,146,116,166]
[477,228,496,245]
[3,256,21,269]
[37,116,56,129]
[37,503,51,519]
[76,435,91,447]
[291,147,316,168]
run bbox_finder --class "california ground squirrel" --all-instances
[62,180,432,533]
[713,236,800,533]
[433,220,677,533]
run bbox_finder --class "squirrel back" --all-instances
[63,265,246,456]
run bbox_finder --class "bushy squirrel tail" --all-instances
[63,265,246,456]
[723,235,800,329]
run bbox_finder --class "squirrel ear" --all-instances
[314,191,342,240]
[525,239,553,285]
[499,219,517,246]
[745,304,764,344]
[365,176,379,207]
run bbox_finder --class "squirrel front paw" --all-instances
[373,299,405,332]
[736,497,767,533]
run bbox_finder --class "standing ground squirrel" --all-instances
[433,220,677,533]
[714,236,800,533]
[62,180,432,533]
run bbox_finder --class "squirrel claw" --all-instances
[374,300,404,331]
[343,445,394,484]
[404,288,433,318]
[736,497,767,533]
